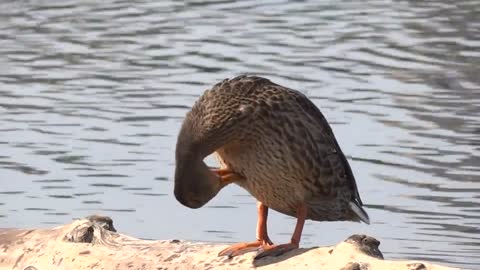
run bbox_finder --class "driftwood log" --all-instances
[0,215,458,270]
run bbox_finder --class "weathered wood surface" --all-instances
[0,215,458,270]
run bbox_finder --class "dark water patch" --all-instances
[132,192,167,196]
[82,200,102,204]
[41,185,73,190]
[0,191,25,195]
[0,162,48,175]
[122,187,152,191]
[11,142,44,149]
[44,212,70,216]
[117,116,170,122]
[65,167,100,171]
[352,157,421,171]
[204,230,235,234]
[129,123,150,127]
[80,174,129,178]
[53,155,88,164]
[33,150,69,156]
[89,183,124,188]
[102,208,136,212]
[151,104,191,110]
[33,179,71,183]
[113,159,157,162]
[29,123,83,127]
[48,195,74,199]
[29,128,71,135]
[125,133,169,138]
[0,128,23,132]
[24,208,53,211]
[128,151,158,155]
[85,162,133,167]
[84,126,108,132]
[73,192,104,197]
[0,103,52,110]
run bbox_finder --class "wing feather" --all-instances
[283,87,365,206]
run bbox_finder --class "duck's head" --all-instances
[174,157,221,209]
[173,121,222,209]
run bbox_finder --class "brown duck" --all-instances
[174,75,369,259]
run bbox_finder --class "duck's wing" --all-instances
[285,88,370,224]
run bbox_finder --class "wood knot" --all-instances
[86,215,116,232]
[340,262,371,270]
[345,234,383,259]
[64,215,116,243]
[64,223,95,243]
[407,263,427,270]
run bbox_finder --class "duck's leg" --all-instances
[254,203,307,260]
[218,201,273,258]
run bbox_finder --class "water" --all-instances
[1,0,479,268]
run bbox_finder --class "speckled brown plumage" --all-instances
[174,75,369,258]
[175,75,368,222]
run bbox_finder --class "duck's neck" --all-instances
[174,120,221,208]
[175,117,216,159]
[174,121,205,181]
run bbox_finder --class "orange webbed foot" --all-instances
[210,168,231,176]
[254,242,299,260]
[218,239,273,258]
[211,168,244,186]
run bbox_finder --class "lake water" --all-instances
[0,0,479,269]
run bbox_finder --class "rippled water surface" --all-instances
[1,0,479,268]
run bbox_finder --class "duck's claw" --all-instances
[218,240,265,258]
[254,243,298,260]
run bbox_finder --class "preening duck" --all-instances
[174,75,369,259]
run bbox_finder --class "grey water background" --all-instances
[0,0,479,268]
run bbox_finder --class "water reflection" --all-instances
[0,0,479,268]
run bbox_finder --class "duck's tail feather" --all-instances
[349,200,370,224]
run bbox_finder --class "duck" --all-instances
[174,75,369,259]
